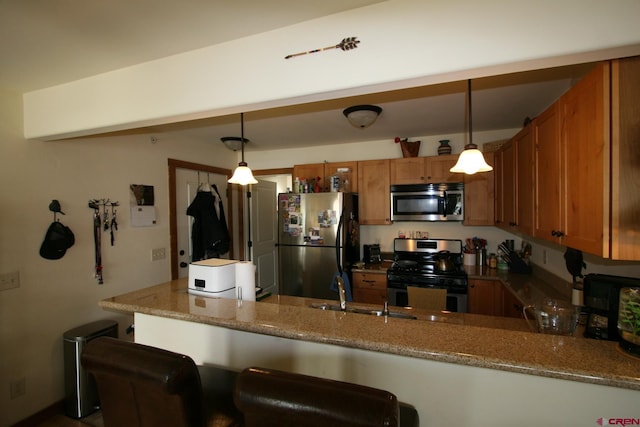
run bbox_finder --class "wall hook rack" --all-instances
[88,198,119,284]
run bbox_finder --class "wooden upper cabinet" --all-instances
[358,159,391,225]
[390,157,425,184]
[390,155,459,185]
[610,56,640,260]
[534,103,563,243]
[325,161,358,193]
[292,163,325,191]
[427,155,459,183]
[464,151,495,226]
[292,162,358,192]
[497,140,516,229]
[514,125,535,236]
[560,62,609,257]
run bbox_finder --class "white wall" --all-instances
[0,88,238,425]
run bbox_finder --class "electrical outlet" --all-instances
[0,271,20,291]
[542,249,548,265]
[10,377,26,399]
[151,248,166,261]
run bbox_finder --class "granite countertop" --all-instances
[100,279,640,391]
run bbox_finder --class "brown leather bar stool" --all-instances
[81,337,241,427]
[234,367,414,427]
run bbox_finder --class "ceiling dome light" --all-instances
[343,104,382,129]
[450,80,493,175]
[221,136,249,151]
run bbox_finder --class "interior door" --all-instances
[250,180,278,295]
[176,168,230,278]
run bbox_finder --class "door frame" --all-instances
[168,159,292,280]
[168,159,233,280]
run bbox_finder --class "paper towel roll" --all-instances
[235,261,256,301]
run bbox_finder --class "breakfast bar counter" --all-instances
[100,278,640,391]
[100,279,640,426]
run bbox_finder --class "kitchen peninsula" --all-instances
[100,279,640,427]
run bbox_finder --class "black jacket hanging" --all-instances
[186,185,230,261]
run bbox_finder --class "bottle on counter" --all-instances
[487,253,497,269]
[293,177,300,193]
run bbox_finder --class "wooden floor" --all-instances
[34,411,103,427]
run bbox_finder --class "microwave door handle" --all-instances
[442,191,447,217]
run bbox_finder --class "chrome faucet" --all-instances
[382,301,390,316]
[336,276,347,311]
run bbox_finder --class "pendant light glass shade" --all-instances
[228,113,258,185]
[228,162,258,185]
[449,147,493,174]
[450,80,493,175]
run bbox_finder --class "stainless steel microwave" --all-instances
[390,183,464,221]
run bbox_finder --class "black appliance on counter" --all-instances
[583,273,640,341]
[386,238,468,312]
[363,244,381,264]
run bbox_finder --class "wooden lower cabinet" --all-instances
[468,279,504,316]
[352,271,387,305]
[468,278,523,318]
[503,287,524,319]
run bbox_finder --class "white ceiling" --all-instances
[1,0,595,150]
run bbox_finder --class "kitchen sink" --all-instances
[310,303,417,320]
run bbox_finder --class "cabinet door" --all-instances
[468,279,503,316]
[352,272,387,304]
[610,57,640,260]
[502,286,524,319]
[390,157,426,184]
[561,62,609,257]
[534,103,563,243]
[498,140,516,229]
[293,163,325,191]
[464,152,495,226]
[426,155,459,182]
[515,126,535,236]
[358,159,391,225]
[325,161,358,193]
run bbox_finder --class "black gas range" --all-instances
[386,238,468,312]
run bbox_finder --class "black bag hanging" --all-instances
[186,184,230,261]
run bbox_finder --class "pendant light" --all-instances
[450,80,493,175]
[228,112,258,185]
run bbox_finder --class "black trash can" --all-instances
[63,319,118,418]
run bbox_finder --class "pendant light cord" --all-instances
[240,112,245,163]
[467,79,474,149]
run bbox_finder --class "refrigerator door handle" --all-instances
[336,208,344,275]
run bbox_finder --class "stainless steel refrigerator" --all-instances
[277,192,359,300]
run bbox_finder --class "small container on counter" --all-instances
[487,253,497,269]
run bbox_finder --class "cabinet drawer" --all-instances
[353,272,386,290]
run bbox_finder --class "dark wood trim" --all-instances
[168,158,233,280]
[253,167,292,176]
